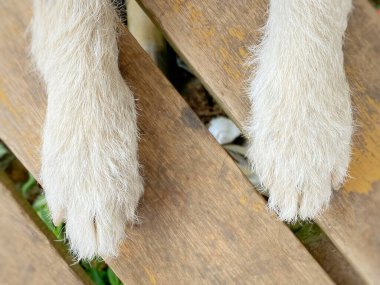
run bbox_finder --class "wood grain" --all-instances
[0,173,92,285]
[136,0,380,283]
[0,1,333,284]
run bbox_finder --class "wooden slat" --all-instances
[0,1,333,284]
[0,173,91,285]
[136,0,380,283]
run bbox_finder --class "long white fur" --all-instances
[30,0,354,260]
[31,0,143,260]
[247,0,353,222]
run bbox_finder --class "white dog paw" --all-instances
[31,0,143,260]
[40,86,143,260]
[41,126,143,259]
[247,99,352,221]
[247,52,352,223]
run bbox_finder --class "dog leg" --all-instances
[247,0,353,221]
[31,0,143,259]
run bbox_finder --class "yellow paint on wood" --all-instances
[228,26,246,41]
[197,26,216,41]
[344,96,380,194]
[239,196,247,205]
[173,0,185,13]
[252,202,265,212]
[239,47,249,59]
[222,64,241,81]
[0,82,17,115]
[219,47,229,59]
[189,4,202,23]
[144,267,157,285]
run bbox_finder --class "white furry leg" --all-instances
[247,0,353,222]
[31,0,143,259]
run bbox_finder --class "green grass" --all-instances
[370,0,380,8]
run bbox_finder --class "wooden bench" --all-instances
[0,173,93,285]
[0,1,378,284]
[136,0,380,283]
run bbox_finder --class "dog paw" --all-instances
[247,47,352,222]
[247,89,352,221]
[31,0,143,260]
[41,84,143,260]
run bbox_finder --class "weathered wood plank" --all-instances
[136,0,380,283]
[0,173,91,285]
[0,1,332,284]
